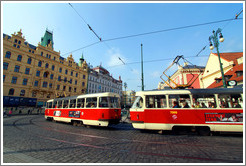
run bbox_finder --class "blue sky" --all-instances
[2,2,244,91]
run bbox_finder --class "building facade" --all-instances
[158,63,205,89]
[87,65,122,96]
[122,90,136,109]
[201,52,243,88]
[3,29,88,107]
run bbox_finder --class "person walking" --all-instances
[8,109,12,117]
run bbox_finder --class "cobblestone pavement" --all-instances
[2,115,243,164]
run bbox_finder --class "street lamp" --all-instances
[124,82,127,109]
[209,28,227,88]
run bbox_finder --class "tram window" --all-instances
[169,94,190,108]
[192,94,216,108]
[218,94,242,108]
[109,97,120,108]
[77,98,85,108]
[58,100,63,108]
[47,102,53,108]
[99,97,109,108]
[132,96,143,109]
[69,99,76,108]
[52,101,56,108]
[146,95,167,108]
[86,97,97,108]
[63,100,69,108]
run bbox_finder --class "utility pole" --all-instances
[141,44,144,91]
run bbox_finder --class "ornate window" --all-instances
[17,55,22,61]
[38,61,42,67]
[11,77,17,84]
[25,68,30,75]
[5,51,11,58]
[42,81,48,88]
[34,80,39,87]
[27,57,32,64]
[22,78,28,85]
[14,65,20,72]
[3,62,9,70]
[36,70,40,77]
[9,88,15,95]
[20,90,25,96]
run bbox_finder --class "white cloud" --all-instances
[105,48,128,67]
[131,68,139,75]
[150,71,161,78]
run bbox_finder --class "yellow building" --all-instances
[3,29,88,107]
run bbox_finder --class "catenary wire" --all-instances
[61,17,242,57]
[102,18,242,42]
[68,3,134,72]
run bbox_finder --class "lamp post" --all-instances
[124,82,127,109]
[209,28,227,88]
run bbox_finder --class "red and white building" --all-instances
[201,52,243,88]
[158,63,205,89]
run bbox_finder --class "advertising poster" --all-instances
[205,113,243,123]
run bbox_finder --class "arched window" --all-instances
[52,65,55,71]
[20,90,25,96]
[45,63,49,68]
[17,55,22,61]
[43,71,49,78]
[5,51,11,58]
[9,88,15,95]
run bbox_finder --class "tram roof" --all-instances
[135,88,243,96]
[47,92,120,102]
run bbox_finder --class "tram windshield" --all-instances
[99,97,120,108]
[132,96,143,109]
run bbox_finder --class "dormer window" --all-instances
[215,78,222,83]
[236,71,243,77]
[224,75,232,81]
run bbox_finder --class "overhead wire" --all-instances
[65,5,243,72]
[102,18,242,42]
[68,3,133,72]
[195,8,243,57]
[61,17,242,57]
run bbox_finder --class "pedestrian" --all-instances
[28,109,30,115]
[3,110,6,117]
[8,109,12,117]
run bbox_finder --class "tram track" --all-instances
[9,116,243,163]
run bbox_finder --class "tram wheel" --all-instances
[197,127,211,136]
[72,121,77,126]
[77,121,83,127]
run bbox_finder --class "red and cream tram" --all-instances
[45,92,121,127]
[130,88,243,135]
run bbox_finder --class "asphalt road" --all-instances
[2,115,243,164]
